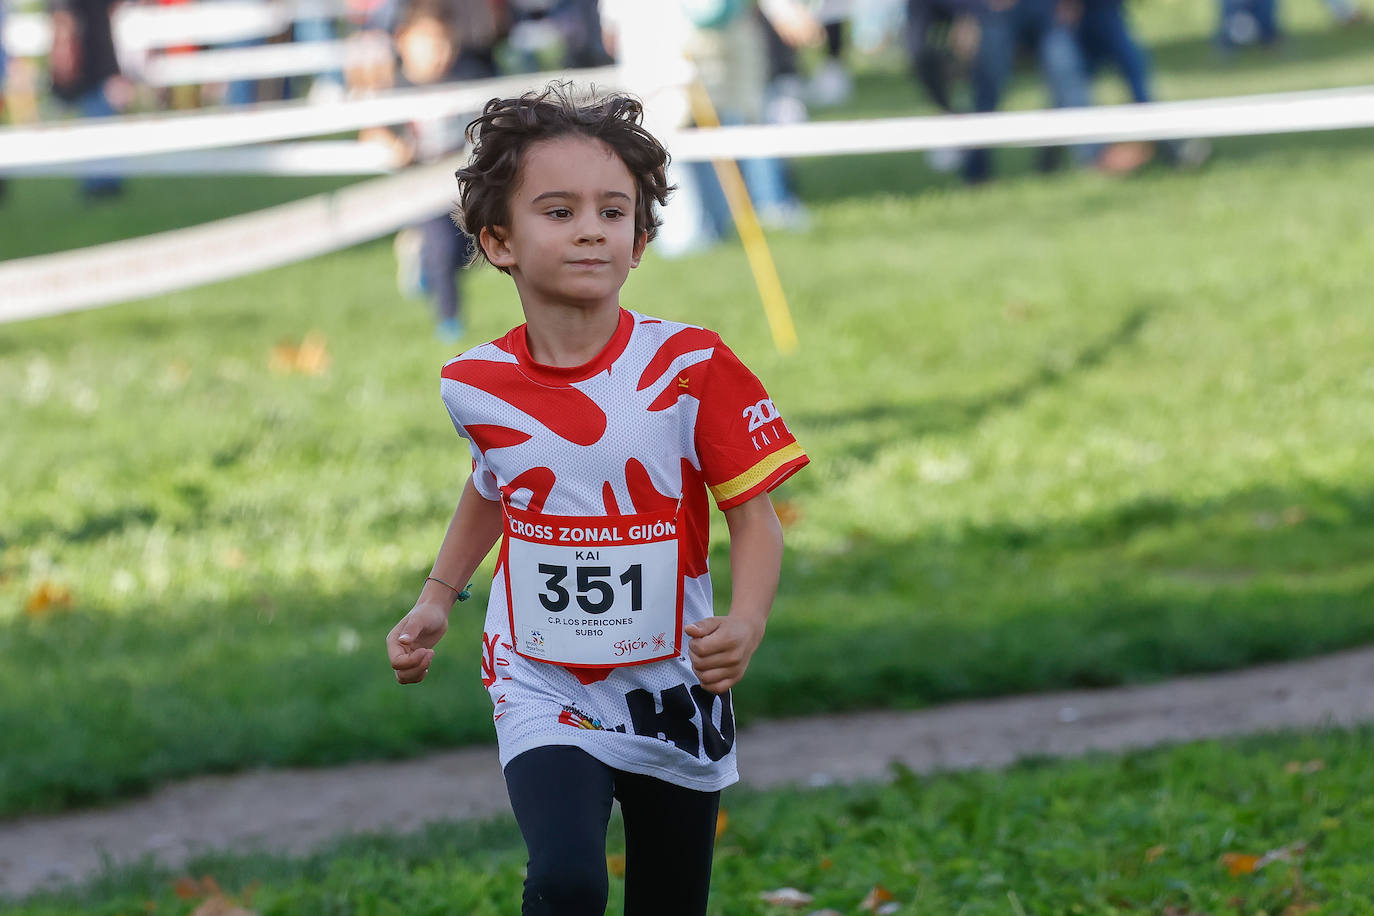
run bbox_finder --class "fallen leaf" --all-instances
[773,501,803,528]
[606,854,626,878]
[760,887,814,907]
[715,808,729,841]
[1283,905,1319,916]
[173,877,201,899]
[24,581,72,618]
[1285,759,1325,775]
[190,897,258,916]
[1144,844,1167,863]
[1220,853,1260,877]
[859,884,895,912]
[294,331,330,376]
[269,331,331,376]
[1003,299,1033,322]
[1281,506,1308,526]
[819,856,833,870]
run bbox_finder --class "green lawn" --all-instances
[3,1,1374,817]
[10,727,1374,914]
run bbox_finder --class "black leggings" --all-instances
[504,746,721,916]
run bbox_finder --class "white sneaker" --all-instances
[393,229,424,298]
[809,60,853,107]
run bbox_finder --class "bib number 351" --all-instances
[537,563,643,614]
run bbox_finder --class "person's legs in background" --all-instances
[222,36,261,106]
[418,213,471,342]
[963,5,1014,183]
[291,16,345,102]
[1219,0,1281,47]
[1080,0,1149,102]
[78,87,122,198]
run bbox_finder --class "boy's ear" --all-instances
[480,226,516,269]
[629,230,648,268]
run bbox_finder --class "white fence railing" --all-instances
[3,83,1374,322]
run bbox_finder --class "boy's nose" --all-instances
[573,212,605,242]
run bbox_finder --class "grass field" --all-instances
[10,727,1374,913]
[3,0,1374,825]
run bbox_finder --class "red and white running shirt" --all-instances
[440,309,807,790]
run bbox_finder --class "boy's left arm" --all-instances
[685,492,785,695]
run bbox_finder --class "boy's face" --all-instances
[480,135,647,315]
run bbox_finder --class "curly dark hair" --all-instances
[453,83,673,273]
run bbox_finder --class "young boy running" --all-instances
[386,84,808,916]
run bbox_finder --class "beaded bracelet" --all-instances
[425,575,472,602]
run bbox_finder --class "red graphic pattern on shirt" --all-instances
[442,360,607,446]
[466,424,533,453]
[625,457,677,514]
[503,466,556,513]
[646,359,707,413]
[602,481,621,515]
[637,327,718,391]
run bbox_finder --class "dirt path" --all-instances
[5,646,1374,899]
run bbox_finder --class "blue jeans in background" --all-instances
[1079,0,1152,103]
[79,87,123,195]
[963,0,1094,183]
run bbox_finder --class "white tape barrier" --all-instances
[0,157,460,323]
[5,84,1374,321]
[139,38,368,87]
[4,140,395,176]
[3,80,1371,175]
[0,67,620,170]
[668,85,1374,161]
[4,0,348,58]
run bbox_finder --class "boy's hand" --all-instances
[387,602,449,684]
[685,615,765,695]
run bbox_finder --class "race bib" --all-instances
[503,505,683,668]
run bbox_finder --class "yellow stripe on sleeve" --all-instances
[709,442,807,505]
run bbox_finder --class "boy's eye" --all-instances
[548,207,572,219]
[602,208,624,220]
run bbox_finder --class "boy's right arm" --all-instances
[387,476,504,684]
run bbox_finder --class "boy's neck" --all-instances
[523,303,624,368]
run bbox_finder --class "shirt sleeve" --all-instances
[440,373,501,501]
[695,339,808,510]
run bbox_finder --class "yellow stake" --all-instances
[686,81,799,354]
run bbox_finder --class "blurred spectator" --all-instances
[506,0,610,70]
[1326,0,1366,23]
[683,0,821,233]
[599,0,712,256]
[905,0,981,114]
[811,11,853,106]
[361,0,490,342]
[1218,0,1279,47]
[360,0,502,77]
[962,0,1093,184]
[1077,0,1210,170]
[291,4,346,103]
[48,0,132,198]
[1,0,7,201]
